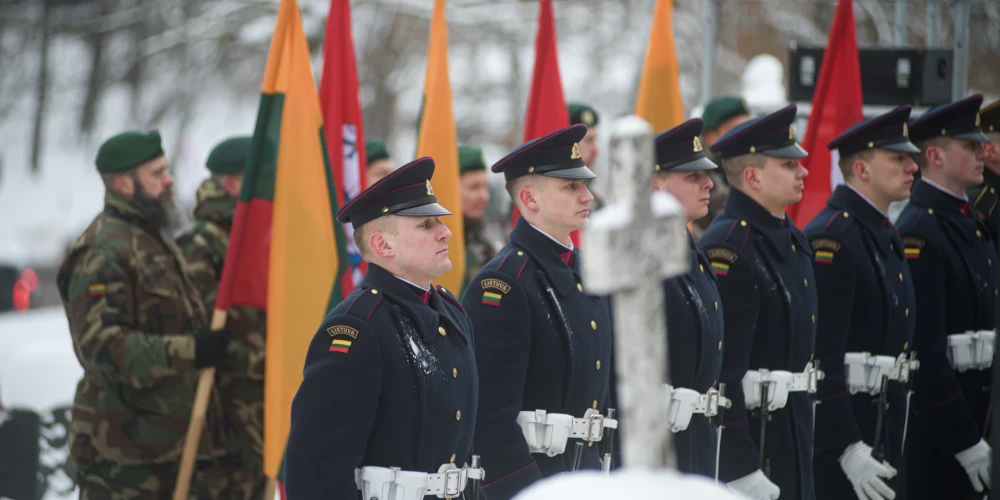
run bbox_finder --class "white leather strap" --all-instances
[743,362,825,411]
[844,352,921,394]
[355,463,486,500]
[516,408,618,457]
[947,330,995,372]
[664,385,733,432]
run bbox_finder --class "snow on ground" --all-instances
[0,306,80,413]
[513,468,750,499]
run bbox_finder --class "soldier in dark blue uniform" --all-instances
[896,95,996,500]
[650,118,726,478]
[700,104,819,500]
[462,125,614,500]
[805,105,920,500]
[285,158,481,500]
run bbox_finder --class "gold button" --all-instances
[928,208,934,215]
[439,327,447,336]
[811,314,815,324]
[905,308,910,317]
[592,400,598,409]
[371,289,379,294]
[804,279,809,287]
[450,454,456,463]
[843,212,850,218]
[517,250,524,256]
[591,321,597,330]
[718,341,723,350]
[382,207,389,213]
[528,166,535,173]
[714,301,719,310]
[456,411,461,421]
[453,368,458,378]
[904,342,909,350]
[741,220,747,227]
[588,441,594,447]
[792,243,796,252]
[978,230,983,238]
[700,264,705,273]
[577,283,583,292]
[596,360,601,370]
[898,273,903,282]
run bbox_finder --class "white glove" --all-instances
[838,441,897,499]
[727,469,780,500]
[955,439,992,492]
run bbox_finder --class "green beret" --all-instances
[701,96,752,132]
[95,131,164,174]
[366,138,390,164]
[206,136,252,174]
[458,146,487,174]
[982,100,1000,134]
[568,102,600,127]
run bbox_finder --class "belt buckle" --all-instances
[704,388,720,417]
[806,363,819,394]
[444,468,465,497]
[586,413,606,441]
[895,353,910,383]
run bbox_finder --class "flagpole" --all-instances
[173,308,227,500]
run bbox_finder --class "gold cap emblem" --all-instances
[903,122,908,137]
[425,180,434,196]
[580,109,595,126]
[976,113,981,127]
[693,136,703,153]
[571,143,582,160]
[789,125,795,140]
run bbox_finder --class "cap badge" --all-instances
[693,136,703,153]
[426,180,434,196]
[789,125,795,140]
[581,109,595,126]
[571,142,582,160]
[976,113,981,127]
[903,122,908,137]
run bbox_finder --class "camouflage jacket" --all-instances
[56,192,223,467]
[176,179,266,463]
[464,225,498,288]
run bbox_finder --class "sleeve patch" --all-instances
[810,238,842,252]
[706,248,738,264]
[326,325,359,339]
[814,250,835,264]
[710,261,731,276]
[903,236,924,260]
[329,338,353,353]
[481,291,503,307]
[88,283,108,296]
[480,278,511,294]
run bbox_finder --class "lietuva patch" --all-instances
[481,278,511,294]
[327,325,359,339]
[901,237,925,249]
[811,238,841,252]
[706,248,738,264]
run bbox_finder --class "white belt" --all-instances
[516,408,618,457]
[355,463,486,500]
[947,330,995,372]
[844,352,921,394]
[664,385,732,433]
[742,362,825,412]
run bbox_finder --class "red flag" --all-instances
[788,0,863,226]
[512,0,581,246]
[320,0,366,296]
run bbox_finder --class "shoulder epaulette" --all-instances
[495,247,531,281]
[971,184,999,222]
[903,205,940,237]
[436,285,467,316]
[815,209,855,237]
[721,218,754,252]
[342,287,385,324]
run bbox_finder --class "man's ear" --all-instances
[113,173,135,197]
[743,165,762,191]
[518,184,539,212]
[369,231,394,259]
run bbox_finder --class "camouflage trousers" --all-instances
[202,457,269,500]
[76,460,217,500]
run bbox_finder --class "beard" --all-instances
[132,176,183,234]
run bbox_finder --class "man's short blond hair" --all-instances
[836,149,875,181]
[353,216,397,261]
[912,137,950,171]
[721,154,766,186]
[504,174,547,209]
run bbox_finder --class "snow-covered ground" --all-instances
[513,469,750,499]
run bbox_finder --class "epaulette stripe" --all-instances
[344,291,365,315]
[822,211,840,230]
[723,219,739,241]
[990,197,998,217]
[498,251,513,269]
[516,257,529,279]
[366,297,383,323]
[974,187,988,206]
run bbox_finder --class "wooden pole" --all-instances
[172,308,228,500]
[264,477,278,499]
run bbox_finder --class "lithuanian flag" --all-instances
[214,0,348,480]
[416,0,465,293]
[634,0,685,133]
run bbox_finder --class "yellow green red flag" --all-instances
[634,0,685,133]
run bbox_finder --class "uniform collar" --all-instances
[911,178,971,217]
[510,217,580,296]
[922,176,969,202]
[362,264,449,344]
[835,184,890,227]
[724,188,798,256]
